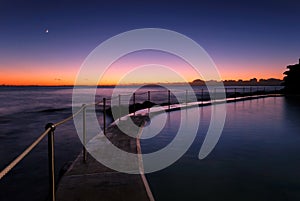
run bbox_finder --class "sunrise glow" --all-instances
[1,50,286,86]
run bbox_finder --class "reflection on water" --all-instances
[142,97,300,201]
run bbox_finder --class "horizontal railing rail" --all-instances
[0,86,282,201]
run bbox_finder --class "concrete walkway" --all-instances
[56,116,154,201]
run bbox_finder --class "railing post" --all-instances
[148,91,150,112]
[45,123,56,201]
[118,94,121,121]
[168,90,171,109]
[103,98,106,135]
[133,93,136,116]
[214,88,216,102]
[250,87,252,96]
[234,88,237,99]
[201,88,204,103]
[243,87,245,95]
[185,90,188,105]
[82,105,87,163]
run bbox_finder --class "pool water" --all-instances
[141,97,300,201]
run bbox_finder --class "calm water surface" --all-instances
[142,97,300,201]
[0,86,288,201]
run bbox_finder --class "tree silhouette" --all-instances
[283,58,300,94]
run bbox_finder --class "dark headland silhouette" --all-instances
[190,78,282,86]
[283,58,300,95]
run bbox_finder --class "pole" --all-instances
[234,88,237,99]
[45,123,56,201]
[82,105,87,163]
[186,90,188,105]
[118,94,121,120]
[201,88,204,103]
[148,91,150,112]
[168,90,171,110]
[214,88,216,102]
[103,98,106,135]
[133,93,136,116]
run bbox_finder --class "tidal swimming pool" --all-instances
[141,97,300,201]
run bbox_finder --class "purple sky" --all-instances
[1,0,300,85]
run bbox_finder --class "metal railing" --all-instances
[0,86,282,201]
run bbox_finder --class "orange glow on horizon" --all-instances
[0,51,284,86]
[0,61,78,86]
[0,64,283,86]
[0,68,283,86]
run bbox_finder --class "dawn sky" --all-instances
[1,0,300,85]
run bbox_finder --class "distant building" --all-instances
[283,58,300,94]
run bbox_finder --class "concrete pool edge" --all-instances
[136,122,156,201]
[55,116,155,201]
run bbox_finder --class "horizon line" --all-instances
[0,77,283,87]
